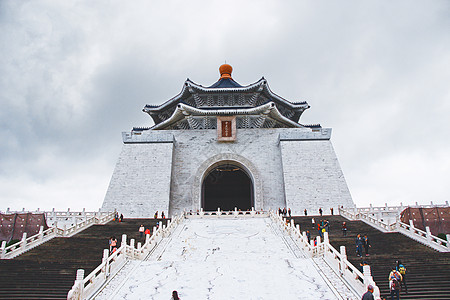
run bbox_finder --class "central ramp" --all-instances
[98,218,339,299]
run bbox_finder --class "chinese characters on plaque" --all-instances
[217,116,236,142]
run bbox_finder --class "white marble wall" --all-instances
[101,127,355,217]
[101,143,173,218]
[280,139,355,215]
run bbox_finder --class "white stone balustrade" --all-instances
[67,213,185,300]
[339,204,449,252]
[1,211,116,259]
[185,207,268,219]
[269,210,382,300]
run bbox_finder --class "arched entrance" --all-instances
[202,163,253,211]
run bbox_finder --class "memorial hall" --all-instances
[101,64,355,217]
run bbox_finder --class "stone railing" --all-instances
[1,211,115,259]
[2,208,113,228]
[67,214,184,300]
[269,211,381,300]
[339,206,450,252]
[185,207,268,218]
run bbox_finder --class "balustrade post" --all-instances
[145,233,150,245]
[1,241,6,259]
[21,232,27,251]
[339,246,347,273]
[137,242,142,250]
[39,226,44,241]
[130,239,135,253]
[446,234,450,249]
[425,226,432,244]
[409,220,414,233]
[121,234,127,247]
[323,232,329,244]
[102,249,109,279]
[63,224,67,236]
[75,269,85,299]
[363,265,373,287]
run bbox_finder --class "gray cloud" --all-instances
[1,0,449,211]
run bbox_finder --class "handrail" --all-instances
[339,207,450,252]
[1,211,116,259]
[67,214,185,300]
[269,211,381,300]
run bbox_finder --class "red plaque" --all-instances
[222,121,232,137]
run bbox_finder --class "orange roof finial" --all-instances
[219,64,233,79]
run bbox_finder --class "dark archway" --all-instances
[202,164,253,211]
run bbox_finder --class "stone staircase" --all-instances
[289,215,450,299]
[0,218,167,299]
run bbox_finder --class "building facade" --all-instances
[101,65,355,217]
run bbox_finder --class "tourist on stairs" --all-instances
[363,234,371,256]
[396,260,408,294]
[389,267,402,300]
[361,284,374,300]
[342,222,347,236]
[355,234,364,257]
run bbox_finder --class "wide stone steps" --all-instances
[0,218,167,299]
[289,215,450,300]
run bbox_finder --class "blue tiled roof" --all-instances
[208,78,242,88]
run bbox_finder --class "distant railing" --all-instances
[185,207,268,218]
[1,211,115,259]
[339,205,450,252]
[269,211,381,300]
[67,214,185,300]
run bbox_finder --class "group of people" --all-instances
[138,224,152,238]
[114,212,124,222]
[277,207,291,217]
[311,218,331,238]
[154,211,166,219]
[303,207,334,216]
[355,233,371,257]
[361,261,408,300]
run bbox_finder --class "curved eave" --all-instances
[262,82,309,110]
[151,102,303,130]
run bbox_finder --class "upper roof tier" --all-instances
[143,65,312,128]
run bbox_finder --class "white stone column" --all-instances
[121,234,127,247]
[102,249,109,279]
[21,232,27,252]
[39,226,44,241]
[75,269,85,299]
[1,241,6,259]
[426,226,432,245]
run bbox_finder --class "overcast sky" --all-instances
[1,1,449,212]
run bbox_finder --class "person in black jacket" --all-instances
[361,285,374,300]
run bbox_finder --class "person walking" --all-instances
[355,234,363,257]
[396,260,408,294]
[154,211,158,219]
[306,230,311,244]
[171,290,180,300]
[304,209,307,216]
[389,267,402,300]
[110,236,117,254]
[361,284,374,300]
[288,208,291,217]
[319,207,323,216]
[363,234,371,256]
[139,225,145,238]
[342,222,347,236]
[311,217,315,228]
[330,207,334,215]
[161,211,165,219]
[119,214,123,222]
[144,228,151,236]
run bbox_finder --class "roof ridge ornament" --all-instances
[219,64,233,79]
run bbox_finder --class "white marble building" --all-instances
[101,65,354,217]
